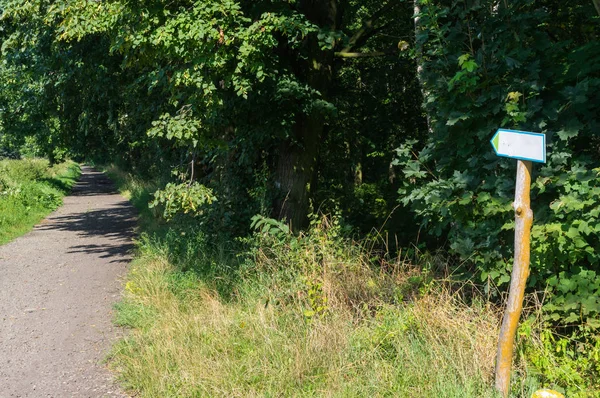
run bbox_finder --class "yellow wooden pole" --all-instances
[495,159,533,397]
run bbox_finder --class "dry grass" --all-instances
[111,248,505,397]
[101,172,531,397]
[409,289,500,383]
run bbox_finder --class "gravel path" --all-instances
[0,166,135,397]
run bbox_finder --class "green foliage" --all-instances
[147,110,204,148]
[519,318,600,397]
[399,0,600,332]
[448,53,479,93]
[0,158,48,182]
[544,269,600,327]
[103,165,594,396]
[0,0,425,231]
[0,159,80,244]
[149,182,216,221]
[250,214,290,239]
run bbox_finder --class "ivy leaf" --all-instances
[556,120,583,141]
[556,128,579,141]
[446,114,469,126]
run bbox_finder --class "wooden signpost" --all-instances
[490,128,546,397]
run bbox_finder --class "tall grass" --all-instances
[104,167,554,397]
[0,158,80,244]
[111,243,504,396]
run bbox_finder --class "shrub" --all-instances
[0,158,50,182]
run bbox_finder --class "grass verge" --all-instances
[105,165,595,398]
[0,158,80,245]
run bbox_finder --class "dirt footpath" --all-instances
[0,166,135,397]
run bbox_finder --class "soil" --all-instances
[0,166,136,397]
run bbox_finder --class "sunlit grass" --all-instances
[104,166,549,397]
[111,256,510,397]
[0,158,80,245]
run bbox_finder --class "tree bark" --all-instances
[275,117,323,229]
[414,1,425,85]
[413,0,432,134]
[274,0,338,230]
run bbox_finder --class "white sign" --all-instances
[490,129,546,163]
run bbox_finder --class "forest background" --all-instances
[0,0,599,396]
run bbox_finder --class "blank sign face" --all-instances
[491,129,546,163]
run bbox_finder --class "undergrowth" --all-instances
[105,165,597,397]
[0,158,80,244]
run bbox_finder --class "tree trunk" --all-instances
[414,1,424,83]
[275,116,323,229]
[274,0,338,230]
[413,0,432,133]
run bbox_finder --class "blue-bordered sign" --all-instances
[490,129,546,163]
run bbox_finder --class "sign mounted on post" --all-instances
[490,129,546,163]
[491,127,547,397]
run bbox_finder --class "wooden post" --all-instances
[593,0,600,16]
[494,159,533,397]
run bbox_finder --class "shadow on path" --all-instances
[35,166,137,263]
[71,168,121,196]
